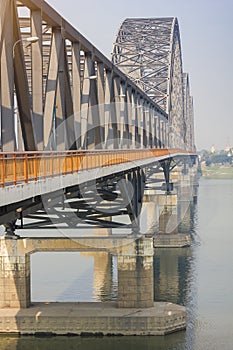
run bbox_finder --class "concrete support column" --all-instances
[153,194,191,247]
[178,199,191,233]
[0,239,30,308]
[117,238,154,308]
[140,192,159,234]
[159,205,178,234]
[151,194,178,234]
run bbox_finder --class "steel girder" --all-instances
[0,0,168,152]
[112,18,195,150]
[183,73,195,151]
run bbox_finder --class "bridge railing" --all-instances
[0,149,188,188]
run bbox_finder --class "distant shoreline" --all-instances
[201,164,233,179]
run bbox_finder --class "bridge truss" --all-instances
[112,18,195,150]
[0,0,169,153]
[0,0,197,237]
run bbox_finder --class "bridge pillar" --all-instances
[117,237,154,308]
[142,193,191,248]
[0,238,30,308]
[140,191,159,234]
[159,203,178,235]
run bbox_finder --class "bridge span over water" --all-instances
[0,0,197,238]
[0,1,198,335]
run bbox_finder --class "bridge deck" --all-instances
[0,148,193,187]
[0,149,194,208]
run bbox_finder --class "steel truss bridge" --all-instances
[0,0,197,237]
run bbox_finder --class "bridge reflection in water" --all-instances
[27,199,197,306]
[0,199,198,350]
[0,0,198,340]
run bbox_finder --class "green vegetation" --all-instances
[199,148,233,179]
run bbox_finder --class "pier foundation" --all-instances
[0,236,186,335]
[0,243,30,308]
[142,193,191,248]
[118,238,154,308]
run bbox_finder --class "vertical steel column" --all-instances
[119,82,127,148]
[104,70,112,148]
[137,167,145,220]
[160,120,164,148]
[164,121,168,148]
[112,77,120,149]
[148,106,153,148]
[160,159,172,194]
[97,62,105,147]
[80,53,93,149]
[140,98,147,148]
[64,44,75,150]
[145,103,151,148]
[157,117,162,148]
[72,42,81,149]
[126,86,132,148]
[131,91,137,149]
[154,115,158,148]
[137,96,143,148]
[88,58,101,149]
[151,110,155,148]
[118,172,137,231]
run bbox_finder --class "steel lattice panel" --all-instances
[112,18,192,149]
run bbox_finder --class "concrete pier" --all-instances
[0,236,186,335]
[142,192,191,248]
[0,302,186,336]
[153,234,191,248]
[118,238,154,308]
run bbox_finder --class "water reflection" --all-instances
[154,247,192,305]
[3,180,233,349]
[31,252,118,303]
[0,333,187,350]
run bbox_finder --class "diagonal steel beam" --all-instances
[31,9,43,150]
[0,0,15,151]
[13,1,36,151]
[43,27,63,149]
[0,0,8,56]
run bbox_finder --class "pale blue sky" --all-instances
[47,0,233,151]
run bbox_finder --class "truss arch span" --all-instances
[112,17,186,148]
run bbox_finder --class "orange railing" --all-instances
[0,148,190,188]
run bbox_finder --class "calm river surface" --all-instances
[1,178,233,350]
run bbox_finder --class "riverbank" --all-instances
[201,164,233,179]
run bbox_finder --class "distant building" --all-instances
[210,145,216,153]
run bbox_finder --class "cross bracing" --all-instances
[0,0,197,238]
[0,0,170,153]
[112,17,195,150]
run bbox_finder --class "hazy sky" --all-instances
[47,0,233,151]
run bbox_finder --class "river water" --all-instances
[1,178,233,349]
